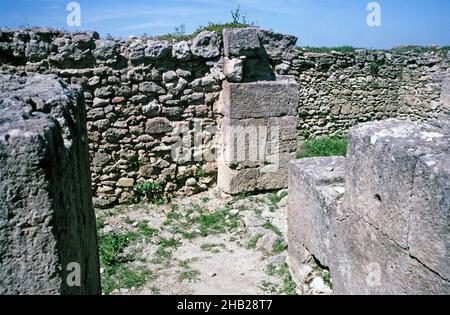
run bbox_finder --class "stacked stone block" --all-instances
[218,28,300,194]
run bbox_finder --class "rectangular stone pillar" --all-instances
[218,78,299,194]
[0,74,101,295]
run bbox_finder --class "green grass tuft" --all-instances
[98,230,157,294]
[297,137,348,159]
[247,234,263,249]
[102,266,155,295]
[179,269,201,282]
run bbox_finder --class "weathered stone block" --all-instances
[331,208,450,295]
[146,117,173,134]
[288,157,345,268]
[220,116,298,169]
[219,78,299,119]
[222,28,298,60]
[344,119,449,250]
[224,58,244,82]
[223,28,262,58]
[191,31,221,59]
[287,118,450,295]
[218,156,293,194]
[0,74,100,295]
[258,29,298,60]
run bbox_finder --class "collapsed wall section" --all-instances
[0,73,100,294]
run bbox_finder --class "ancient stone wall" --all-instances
[287,49,450,139]
[288,118,450,295]
[1,27,448,207]
[0,73,100,294]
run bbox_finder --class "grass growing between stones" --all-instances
[297,137,348,159]
[247,234,263,249]
[96,190,290,295]
[98,230,156,294]
[267,191,287,207]
[263,263,297,295]
[322,270,333,288]
[163,203,242,241]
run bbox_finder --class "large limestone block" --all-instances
[218,155,292,195]
[332,118,450,294]
[220,116,298,169]
[288,157,345,268]
[344,119,450,249]
[0,74,100,295]
[406,132,450,279]
[219,78,299,119]
[222,28,298,60]
[223,28,262,58]
[331,208,450,295]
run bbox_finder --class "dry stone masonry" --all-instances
[1,27,448,208]
[0,73,100,294]
[288,118,450,295]
[292,49,450,139]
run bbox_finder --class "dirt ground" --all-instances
[96,187,332,295]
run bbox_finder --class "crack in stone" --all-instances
[409,254,450,283]
[347,208,449,283]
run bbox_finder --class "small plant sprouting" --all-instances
[200,243,226,253]
[369,59,385,76]
[247,234,263,249]
[133,181,165,205]
[196,167,207,179]
[322,270,333,288]
[134,181,160,195]
[174,24,186,36]
[231,6,247,25]
[154,6,256,41]
[130,156,144,168]
[370,62,380,76]
[268,191,287,206]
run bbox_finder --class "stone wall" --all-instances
[0,73,100,294]
[287,118,450,295]
[1,27,449,207]
[287,49,450,139]
[0,28,226,208]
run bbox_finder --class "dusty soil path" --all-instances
[96,188,331,295]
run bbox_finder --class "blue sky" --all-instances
[1,0,449,49]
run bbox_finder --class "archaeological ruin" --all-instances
[0,26,448,295]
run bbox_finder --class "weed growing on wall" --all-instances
[154,6,257,41]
